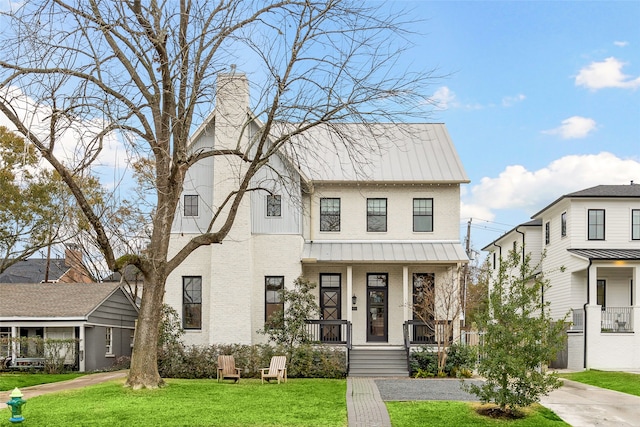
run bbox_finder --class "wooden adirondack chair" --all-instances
[260,355,287,384]
[217,355,242,383]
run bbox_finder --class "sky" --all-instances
[391,1,640,256]
[1,0,639,261]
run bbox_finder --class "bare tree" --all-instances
[411,267,464,375]
[0,0,436,389]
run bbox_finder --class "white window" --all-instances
[105,327,113,355]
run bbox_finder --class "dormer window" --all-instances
[266,195,282,217]
[184,195,198,217]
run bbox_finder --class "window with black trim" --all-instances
[413,198,433,232]
[588,209,605,240]
[265,276,284,327]
[184,195,198,217]
[320,198,340,231]
[545,221,550,245]
[266,195,281,217]
[183,276,202,329]
[597,279,606,307]
[367,198,387,232]
[632,209,640,240]
[561,212,567,237]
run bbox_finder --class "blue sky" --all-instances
[392,1,640,254]
[1,1,638,259]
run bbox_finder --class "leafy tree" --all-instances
[0,126,66,273]
[258,276,319,351]
[0,1,435,388]
[465,247,566,415]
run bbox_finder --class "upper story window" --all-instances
[184,195,198,217]
[632,209,640,240]
[588,209,605,240]
[266,195,281,217]
[413,198,433,232]
[492,252,496,270]
[545,221,550,245]
[367,198,387,232]
[183,276,202,329]
[265,276,284,327]
[320,198,340,232]
[561,212,567,237]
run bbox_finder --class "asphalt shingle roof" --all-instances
[0,282,121,318]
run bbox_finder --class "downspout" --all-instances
[583,259,592,369]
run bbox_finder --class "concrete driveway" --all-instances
[540,378,640,426]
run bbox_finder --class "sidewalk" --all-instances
[1,370,128,410]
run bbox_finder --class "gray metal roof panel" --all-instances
[283,123,469,183]
[302,241,468,263]
[567,249,640,260]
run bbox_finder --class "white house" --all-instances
[483,184,640,371]
[165,72,470,375]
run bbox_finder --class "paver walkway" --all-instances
[346,377,391,427]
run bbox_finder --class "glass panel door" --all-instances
[320,274,341,342]
[367,273,388,342]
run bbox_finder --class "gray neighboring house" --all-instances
[0,282,138,372]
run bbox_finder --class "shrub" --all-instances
[410,343,477,378]
[157,342,346,379]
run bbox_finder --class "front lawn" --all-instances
[559,370,640,397]
[387,401,568,426]
[0,372,85,391]
[0,378,347,427]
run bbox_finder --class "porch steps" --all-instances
[348,346,409,377]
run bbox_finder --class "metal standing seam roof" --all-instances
[301,241,468,263]
[283,123,470,184]
[567,249,640,261]
[0,282,124,319]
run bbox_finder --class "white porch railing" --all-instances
[601,307,633,333]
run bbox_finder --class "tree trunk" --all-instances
[125,272,166,389]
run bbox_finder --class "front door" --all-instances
[320,274,341,342]
[367,273,388,342]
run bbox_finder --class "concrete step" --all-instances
[349,347,409,377]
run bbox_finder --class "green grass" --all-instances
[386,401,569,426]
[560,370,640,397]
[0,372,85,391]
[0,378,347,427]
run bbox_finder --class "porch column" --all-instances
[346,265,353,323]
[588,263,598,306]
[633,265,640,332]
[10,326,17,360]
[79,325,86,372]
[403,266,409,321]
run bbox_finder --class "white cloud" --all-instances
[542,116,597,139]
[432,86,457,110]
[575,57,640,90]
[501,94,526,107]
[465,152,640,218]
[614,41,629,47]
[0,85,130,172]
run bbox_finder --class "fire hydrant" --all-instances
[6,387,26,424]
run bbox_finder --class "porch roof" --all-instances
[301,241,468,264]
[567,249,640,261]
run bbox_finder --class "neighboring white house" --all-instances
[164,72,470,374]
[483,184,640,371]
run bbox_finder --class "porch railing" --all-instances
[569,308,584,332]
[403,320,453,345]
[601,307,633,333]
[304,320,351,346]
